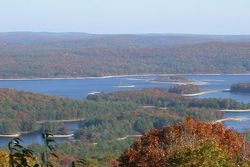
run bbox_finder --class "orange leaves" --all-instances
[119,117,247,167]
[0,150,9,166]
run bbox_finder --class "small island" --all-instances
[154,75,188,83]
[153,75,208,86]
[230,83,250,94]
[168,84,202,95]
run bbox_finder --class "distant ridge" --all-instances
[0,32,250,78]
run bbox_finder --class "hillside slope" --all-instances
[0,33,250,78]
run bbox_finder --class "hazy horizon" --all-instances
[1,0,250,35]
[1,31,250,36]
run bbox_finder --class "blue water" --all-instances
[0,121,81,147]
[0,77,171,99]
[223,112,250,132]
[186,75,250,103]
[0,74,250,147]
[0,75,249,102]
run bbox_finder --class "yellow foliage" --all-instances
[0,149,38,167]
[0,150,9,167]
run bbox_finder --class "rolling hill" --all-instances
[0,32,250,78]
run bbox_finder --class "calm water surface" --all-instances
[0,74,250,146]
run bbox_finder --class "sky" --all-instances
[0,0,250,34]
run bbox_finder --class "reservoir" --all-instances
[0,74,249,146]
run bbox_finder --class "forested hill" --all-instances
[1,32,250,78]
[1,88,250,166]
[2,87,249,135]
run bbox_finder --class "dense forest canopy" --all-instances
[168,84,201,94]
[1,87,250,166]
[1,32,250,166]
[0,87,236,135]
[0,33,250,78]
[2,87,249,137]
[2,117,250,166]
[153,75,188,82]
[119,117,249,167]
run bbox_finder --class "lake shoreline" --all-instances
[0,130,41,138]
[151,81,209,86]
[214,117,244,123]
[0,118,84,137]
[220,109,250,112]
[1,73,250,81]
[36,118,84,124]
[0,74,250,147]
[182,89,231,97]
[182,90,219,97]
[182,91,210,97]
[0,130,75,138]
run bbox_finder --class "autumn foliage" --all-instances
[1,33,250,78]
[119,117,249,167]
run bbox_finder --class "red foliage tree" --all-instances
[119,117,248,167]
